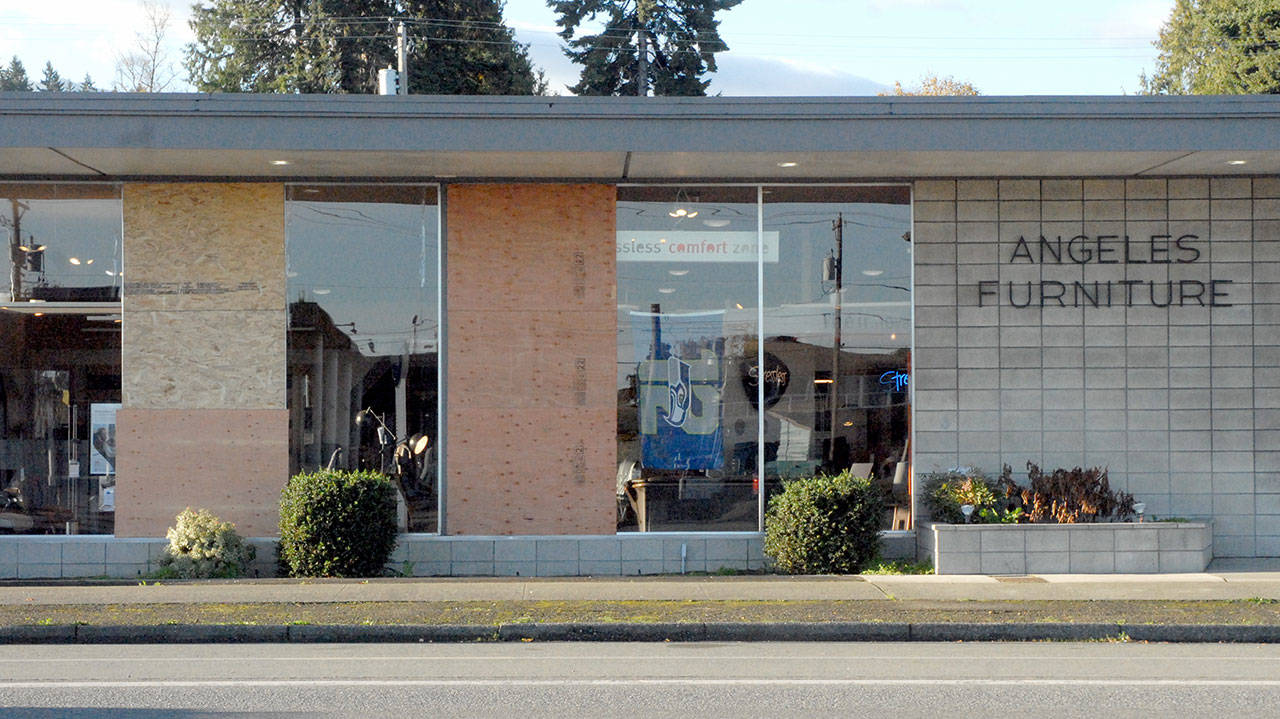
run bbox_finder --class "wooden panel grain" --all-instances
[446,184,616,535]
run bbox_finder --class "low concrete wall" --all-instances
[0,530,916,579]
[920,521,1213,575]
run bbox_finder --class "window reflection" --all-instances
[285,185,440,533]
[616,185,913,533]
[617,187,760,532]
[763,186,912,530]
[0,184,123,303]
[1,184,122,534]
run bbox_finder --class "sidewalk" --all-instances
[2,559,1279,644]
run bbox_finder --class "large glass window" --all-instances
[616,185,912,533]
[1,184,122,534]
[285,185,440,533]
[617,187,760,532]
[763,186,913,530]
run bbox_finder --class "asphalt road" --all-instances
[2,642,1280,718]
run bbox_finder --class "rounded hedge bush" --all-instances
[156,507,255,579]
[764,470,883,574]
[278,469,398,578]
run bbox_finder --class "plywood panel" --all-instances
[114,409,288,537]
[446,184,616,535]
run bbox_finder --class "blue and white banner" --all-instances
[631,311,725,471]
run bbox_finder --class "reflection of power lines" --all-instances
[290,204,421,236]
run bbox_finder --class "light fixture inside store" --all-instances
[813,378,833,384]
[668,269,689,276]
[703,219,730,228]
[735,303,744,310]
[668,190,699,218]
[270,160,291,166]
[313,288,331,295]
[861,269,883,277]
[18,243,45,253]
[68,257,91,265]
[657,287,676,294]
[1227,160,1248,165]
[776,161,798,168]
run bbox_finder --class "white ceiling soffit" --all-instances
[38,148,1280,180]
[46,148,630,178]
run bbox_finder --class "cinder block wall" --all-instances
[913,178,1280,557]
[115,183,288,537]
[445,184,617,535]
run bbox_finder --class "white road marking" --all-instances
[3,678,1280,688]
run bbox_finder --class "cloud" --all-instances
[1093,0,1173,38]
[709,54,889,96]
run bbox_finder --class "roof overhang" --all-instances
[2,93,1279,180]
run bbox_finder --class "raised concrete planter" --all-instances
[919,521,1213,575]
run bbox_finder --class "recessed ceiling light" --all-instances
[657,287,676,294]
[68,257,81,265]
[658,238,667,244]
[703,219,730,228]
[777,161,799,168]
[668,269,689,276]
[735,303,744,310]
[1227,159,1247,165]
[861,269,884,277]
[270,160,291,166]
[313,288,331,295]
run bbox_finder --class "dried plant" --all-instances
[997,462,1135,523]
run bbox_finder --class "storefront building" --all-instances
[0,93,1277,576]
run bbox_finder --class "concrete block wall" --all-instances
[0,532,918,578]
[914,178,1280,557]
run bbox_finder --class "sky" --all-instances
[0,0,1174,95]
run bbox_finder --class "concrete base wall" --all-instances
[0,531,917,578]
[920,521,1213,574]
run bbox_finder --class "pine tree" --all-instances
[548,0,742,96]
[1143,0,1280,94]
[186,0,544,94]
[40,62,66,92]
[78,74,102,92]
[0,57,33,91]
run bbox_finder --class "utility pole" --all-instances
[8,199,24,302]
[396,21,408,96]
[636,27,648,96]
[827,213,843,465]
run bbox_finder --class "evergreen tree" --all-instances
[78,74,102,92]
[0,57,33,91]
[1143,0,1280,94]
[548,0,741,96]
[40,61,66,92]
[186,0,544,94]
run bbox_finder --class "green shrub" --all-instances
[156,508,255,579]
[921,469,1000,523]
[764,470,883,574]
[278,469,398,578]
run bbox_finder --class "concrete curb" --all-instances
[2,622,1280,644]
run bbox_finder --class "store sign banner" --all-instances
[976,233,1234,308]
[617,231,779,263]
[631,311,725,470]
